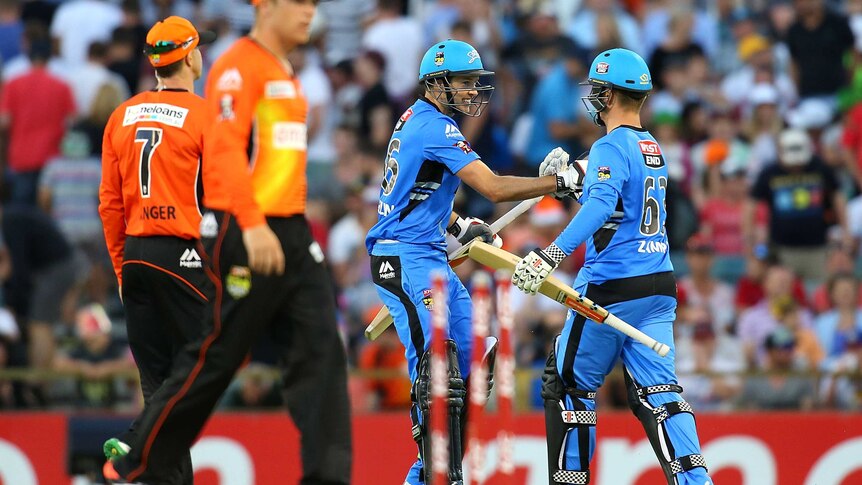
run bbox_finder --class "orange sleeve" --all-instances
[98,112,127,286]
[205,66,266,230]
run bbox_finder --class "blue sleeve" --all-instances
[422,118,480,174]
[553,142,628,254]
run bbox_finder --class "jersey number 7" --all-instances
[135,127,163,199]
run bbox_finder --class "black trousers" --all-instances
[121,236,211,485]
[114,213,352,485]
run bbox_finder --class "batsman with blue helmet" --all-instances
[365,39,584,484]
[512,48,714,485]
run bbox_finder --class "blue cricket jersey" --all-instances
[554,125,673,287]
[365,99,481,253]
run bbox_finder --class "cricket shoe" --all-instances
[103,438,137,483]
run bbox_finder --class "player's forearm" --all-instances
[553,189,617,255]
[483,174,557,203]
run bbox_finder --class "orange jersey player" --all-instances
[101,2,352,484]
[100,84,212,283]
[99,16,216,485]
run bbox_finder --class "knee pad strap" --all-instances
[636,383,684,398]
[670,454,708,474]
[553,469,590,484]
[652,400,694,425]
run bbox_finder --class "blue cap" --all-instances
[586,48,652,93]
[419,39,494,81]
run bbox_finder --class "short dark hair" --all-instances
[154,59,184,78]
[88,41,108,59]
[613,88,648,111]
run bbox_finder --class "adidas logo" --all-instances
[180,248,202,268]
[445,123,463,139]
[378,260,396,280]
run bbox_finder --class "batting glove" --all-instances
[539,147,570,177]
[447,216,503,248]
[512,243,567,295]
[553,159,588,201]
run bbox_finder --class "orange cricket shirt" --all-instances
[99,89,212,284]
[203,37,309,229]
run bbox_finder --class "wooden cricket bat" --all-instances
[466,241,672,357]
[364,197,543,341]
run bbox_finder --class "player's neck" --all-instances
[603,110,642,134]
[156,72,194,92]
[250,28,297,62]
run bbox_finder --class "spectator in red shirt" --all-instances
[735,243,809,312]
[0,40,76,206]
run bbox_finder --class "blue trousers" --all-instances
[553,277,712,485]
[371,242,473,484]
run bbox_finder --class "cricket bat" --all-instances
[467,241,672,357]
[364,196,543,341]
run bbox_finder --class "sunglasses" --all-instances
[145,36,197,55]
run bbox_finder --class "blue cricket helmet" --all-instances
[586,48,652,92]
[581,48,652,126]
[418,39,495,117]
[418,39,494,81]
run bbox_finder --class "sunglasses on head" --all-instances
[145,36,197,55]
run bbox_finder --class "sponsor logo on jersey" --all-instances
[422,289,434,310]
[378,260,396,280]
[434,51,445,66]
[467,49,480,64]
[264,80,297,99]
[272,122,307,150]
[123,103,189,128]
[638,140,665,168]
[454,140,473,154]
[597,166,611,181]
[596,62,609,74]
[216,68,243,91]
[399,108,414,123]
[226,266,251,299]
[445,123,463,139]
[219,94,235,121]
[179,248,202,268]
[637,240,669,254]
[200,212,218,238]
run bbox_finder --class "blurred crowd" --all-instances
[1,0,862,414]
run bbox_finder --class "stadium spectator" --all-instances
[721,34,796,115]
[53,303,132,408]
[734,243,810,312]
[0,21,66,81]
[0,39,76,207]
[2,204,84,376]
[741,83,783,173]
[218,364,283,410]
[737,327,816,410]
[677,234,736,336]
[786,0,854,101]
[64,42,129,120]
[361,0,423,103]
[38,130,108,306]
[745,128,847,282]
[525,41,590,168]
[317,0,377,65]
[641,0,718,62]
[356,324,411,410]
[566,0,641,54]
[353,50,393,153]
[648,7,705,92]
[105,25,145,95]
[737,264,815,368]
[50,0,122,67]
[73,81,124,157]
[811,241,862,313]
[291,46,335,166]
[0,0,23,65]
[815,272,862,370]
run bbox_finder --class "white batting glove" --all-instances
[448,216,502,247]
[512,243,567,295]
[553,159,588,201]
[539,147,570,177]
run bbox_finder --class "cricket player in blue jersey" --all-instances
[512,49,713,485]
[366,39,582,484]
